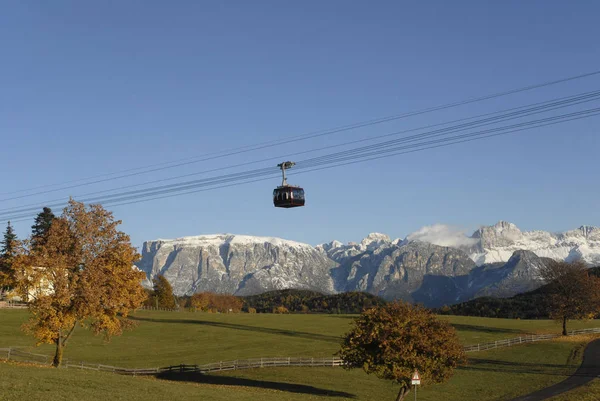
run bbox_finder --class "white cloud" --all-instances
[406,224,478,248]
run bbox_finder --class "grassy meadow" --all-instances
[1,309,599,401]
[548,379,600,401]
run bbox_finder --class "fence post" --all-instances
[260,358,263,368]
[288,357,291,366]
[494,340,497,349]
[7,348,11,360]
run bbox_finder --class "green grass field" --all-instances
[0,309,598,401]
[2,310,598,367]
[548,379,600,401]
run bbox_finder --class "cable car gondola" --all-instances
[273,161,305,208]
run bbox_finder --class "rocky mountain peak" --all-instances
[138,233,335,297]
[316,240,344,253]
[360,233,391,250]
[137,223,599,308]
[470,221,523,251]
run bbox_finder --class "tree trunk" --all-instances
[53,339,63,367]
[562,316,568,336]
[395,386,410,401]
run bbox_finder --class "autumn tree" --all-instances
[152,275,177,309]
[0,221,19,292]
[272,305,289,314]
[338,301,466,401]
[31,207,55,250]
[190,292,211,311]
[539,260,600,335]
[190,292,243,313]
[11,200,147,367]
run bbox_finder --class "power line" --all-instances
[3,69,600,199]
[105,108,600,210]
[3,88,600,209]
[2,93,598,217]
[2,104,598,223]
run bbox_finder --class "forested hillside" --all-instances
[241,289,386,313]
[437,266,600,319]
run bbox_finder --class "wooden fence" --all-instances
[2,327,600,375]
[0,300,28,309]
[463,327,600,352]
[0,349,343,375]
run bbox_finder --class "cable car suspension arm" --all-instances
[277,161,295,186]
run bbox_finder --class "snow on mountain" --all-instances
[137,224,598,307]
[137,234,335,296]
[467,222,600,265]
[360,233,391,250]
[154,233,313,250]
[317,233,396,263]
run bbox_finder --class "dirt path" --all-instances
[509,339,600,401]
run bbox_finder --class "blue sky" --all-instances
[1,1,599,248]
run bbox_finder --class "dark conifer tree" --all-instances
[1,221,18,260]
[0,221,18,291]
[31,207,55,249]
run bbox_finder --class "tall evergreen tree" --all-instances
[1,221,18,259]
[31,207,56,249]
[0,221,18,291]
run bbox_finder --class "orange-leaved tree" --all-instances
[190,292,243,313]
[12,200,147,367]
[338,301,466,401]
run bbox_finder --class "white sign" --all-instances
[411,370,421,386]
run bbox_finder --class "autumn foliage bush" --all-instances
[338,301,466,401]
[190,292,243,313]
[272,305,289,314]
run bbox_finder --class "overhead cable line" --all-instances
[2,104,599,223]
[102,107,600,210]
[3,88,600,210]
[3,69,600,200]
[8,105,597,224]
[2,93,598,217]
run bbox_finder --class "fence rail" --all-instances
[0,301,28,309]
[0,348,343,375]
[2,327,600,375]
[463,327,600,352]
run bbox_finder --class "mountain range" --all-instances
[136,222,600,307]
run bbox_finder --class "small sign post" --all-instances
[411,370,421,401]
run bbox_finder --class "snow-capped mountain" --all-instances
[136,234,336,296]
[136,222,598,307]
[137,228,574,307]
[465,221,600,266]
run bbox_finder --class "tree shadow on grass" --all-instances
[156,370,356,398]
[452,323,524,335]
[129,316,341,343]
[460,358,581,377]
